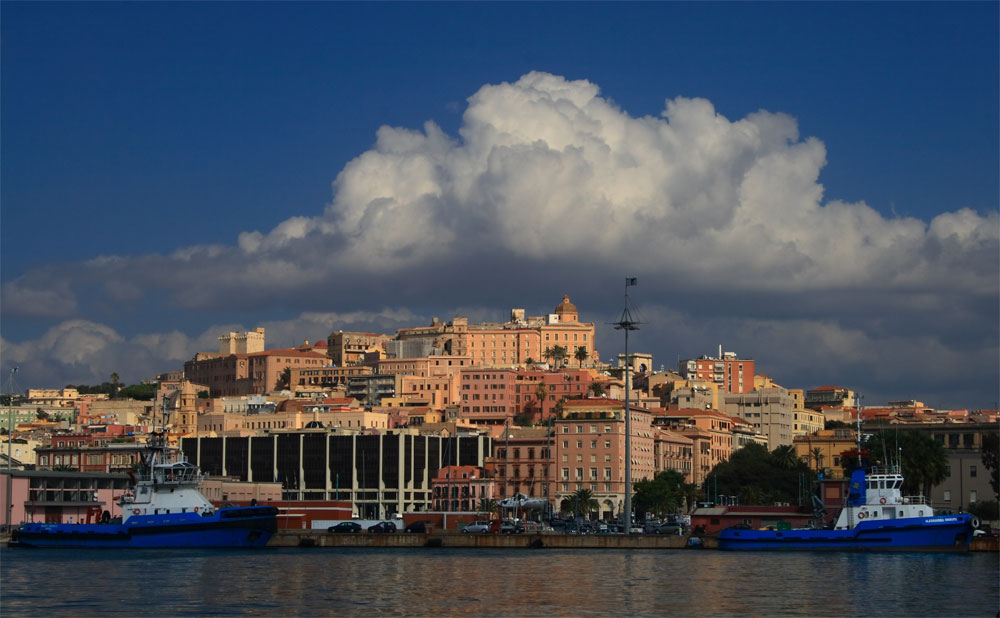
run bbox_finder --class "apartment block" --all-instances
[553,399,655,521]
[678,347,755,394]
[722,387,796,449]
[459,367,595,424]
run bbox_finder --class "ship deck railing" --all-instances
[868,466,901,476]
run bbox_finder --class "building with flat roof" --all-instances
[678,346,755,395]
[180,430,492,519]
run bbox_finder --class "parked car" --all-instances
[327,521,362,533]
[462,520,492,533]
[563,523,580,535]
[500,520,525,534]
[404,520,431,533]
[653,522,682,535]
[367,521,397,533]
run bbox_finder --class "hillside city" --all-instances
[2,295,997,531]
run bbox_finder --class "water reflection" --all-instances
[2,548,996,617]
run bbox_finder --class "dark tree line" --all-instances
[706,443,812,506]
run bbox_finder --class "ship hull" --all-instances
[717,515,974,551]
[13,506,278,549]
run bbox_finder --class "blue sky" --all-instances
[2,2,997,408]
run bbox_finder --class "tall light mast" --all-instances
[614,278,640,533]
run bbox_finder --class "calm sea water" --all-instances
[1,547,997,617]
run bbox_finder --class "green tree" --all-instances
[707,442,811,505]
[561,488,599,519]
[550,345,568,367]
[117,383,158,401]
[574,346,589,367]
[477,498,500,518]
[981,431,999,499]
[277,366,291,390]
[632,470,698,517]
[808,447,826,474]
[589,381,606,397]
[968,499,999,524]
[512,412,534,426]
[542,347,554,366]
[110,373,120,399]
[864,431,948,497]
[771,445,800,469]
[553,396,568,419]
[534,382,548,416]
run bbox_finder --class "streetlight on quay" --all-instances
[613,278,640,534]
[5,367,19,532]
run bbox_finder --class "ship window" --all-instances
[872,511,878,517]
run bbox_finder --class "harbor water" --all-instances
[2,547,997,616]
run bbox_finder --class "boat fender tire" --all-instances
[133,509,141,515]
[858,512,866,519]
[971,516,980,529]
[880,497,886,504]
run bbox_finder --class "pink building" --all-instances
[1,470,131,526]
[459,367,597,424]
[552,398,655,521]
[486,426,552,502]
[185,342,329,397]
[430,465,496,512]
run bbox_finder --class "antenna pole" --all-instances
[614,278,639,533]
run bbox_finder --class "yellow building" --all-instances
[792,428,857,479]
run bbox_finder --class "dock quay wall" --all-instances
[272,530,702,549]
[272,531,999,552]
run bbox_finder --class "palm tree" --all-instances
[562,488,599,519]
[589,381,606,397]
[542,347,554,367]
[110,372,120,399]
[811,447,824,471]
[771,445,799,470]
[534,382,549,417]
[553,397,568,420]
[551,345,568,367]
[574,346,588,367]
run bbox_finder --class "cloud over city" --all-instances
[2,72,997,406]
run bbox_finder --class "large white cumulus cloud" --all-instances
[1,72,996,406]
[234,71,997,293]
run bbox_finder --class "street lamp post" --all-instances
[5,367,18,531]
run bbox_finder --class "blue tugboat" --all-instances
[718,465,975,551]
[14,430,277,548]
